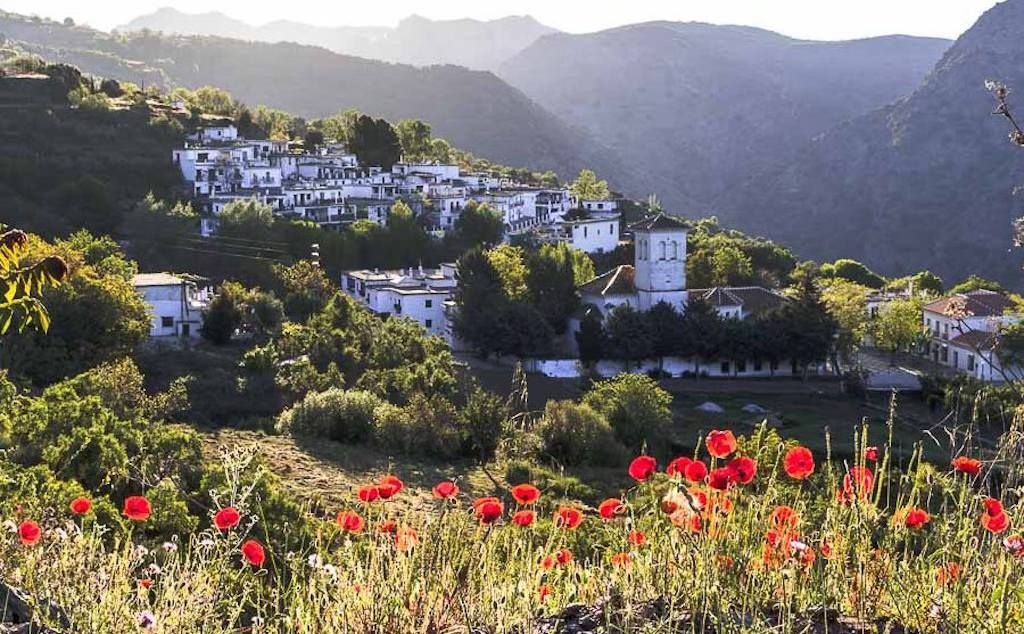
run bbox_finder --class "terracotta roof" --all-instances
[690,286,788,318]
[579,265,636,296]
[923,290,1017,318]
[949,330,999,351]
[628,213,690,232]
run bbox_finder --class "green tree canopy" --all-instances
[570,169,610,202]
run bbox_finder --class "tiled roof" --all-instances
[579,265,636,296]
[132,273,185,287]
[690,286,788,317]
[923,290,1017,318]
[949,330,999,351]
[629,213,690,232]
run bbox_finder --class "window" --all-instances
[610,223,615,234]
[425,300,433,308]
[161,316,174,328]
[659,241,667,260]
[753,360,763,372]
[953,351,959,368]
[720,361,730,374]
[670,241,679,260]
[968,354,975,372]
[737,360,747,373]
[584,226,588,238]
[425,319,433,328]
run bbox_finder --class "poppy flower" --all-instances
[138,578,154,590]
[357,485,380,503]
[708,467,736,491]
[510,483,541,505]
[983,497,1005,518]
[432,480,459,499]
[512,510,536,527]
[18,521,40,546]
[798,546,816,566]
[727,456,757,485]
[377,475,404,499]
[951,456,982,476]
[628,530,646,546]
[783,447,815,480]
[69,497,92,515]
[554,506,583,529]
[819,537,833,559]
[213,507,241,531]
[904,507,930,530]
[610,551,632,567]
[538,585,552,603]
[395,527,419,552]
[474,498,504,525]
[666,457,693,478]
[555,548,573,565]
[982,510,1010,534]
[841,467,874,502]
[598,498,624,520]
[378,520,398,534]
[123,496,152,522]
[770,505,799,531]
[1002,535,1024,558]
[864,446,879,462]
[706,430,737,458]
[241,539,266,566]
[687,488,709,512]
[541,555,556,570]
[937,562,961,586]
[628,455,658,481]
[683,460,708,483]
[337,511,365,533]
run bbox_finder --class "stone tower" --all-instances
[631,213,689,310]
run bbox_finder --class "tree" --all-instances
[395,119,433,161]
[452,200,503,248]
[201,284,244,345]
[303,130,325,151]
[486,245,529,301]
[822,259,886,289]
[219,198,274,235]
[949,275,1005,295]
[570,169,610,202]
[719,318,755,376]
[490,301,555,358]
[313,109,361,144]
[647,302,686,371]
[250,291,285,335]
[187,86,236,117]
[710,244,754,286]
[822,279,871,368]
[604,305,654,369]
[0,228,67,334]
[349,115,401,169]
[583,374,673,450]
[781,277,839,377]
[272,260,336,322]
[575,309,605,366]
[458,387,507,460]
[453,249,507,356]
[873,297,924,359]
[527,244,580,334]
[680,296,723,377]
[567,248,596,286]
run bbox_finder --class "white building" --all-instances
[923,289,1022,382]
[561,213,620,254]
[132,273,210,339]
[341,264,458,337]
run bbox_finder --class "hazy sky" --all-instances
[3,0,1003,40]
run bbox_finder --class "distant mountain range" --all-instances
[117,8,557,71]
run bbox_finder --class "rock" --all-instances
[695,401,724,413]
[1,582,67,634]
[742,403,767,414]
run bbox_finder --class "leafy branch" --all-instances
[0,228,68,334]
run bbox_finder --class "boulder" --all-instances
[695,401,725,413]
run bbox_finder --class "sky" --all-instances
[2,0,1004,41]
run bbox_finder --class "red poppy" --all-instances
[864,446,879,462]
[18,521,40,546]
[770,505,799,531]
[123,496,152,522]
[337,511,365,533]
[610,551,632,567]
[666,457,693,478]
[983,497,1005,518]
[69,497,92,515]
[555,548,573,565]
[512,510,536,527]
[510,484,541,505]
[937,562,961,586]
[684,460,708,483]
[395,526,419,552]
[213,507,241,531]
[727,456,757,485]
[628,455,658,481]
[904,507,930,530]
[951,456,982,476]
[799,546,816,566]
[554,506,583,529]
[378,520,398,534]
[1003,535,1024,558]
[474,498,503,525]
[541,555,556,570]
[538,585,552,603]
[432,480,459,499]
[628,530,646,546]
[377,475,404,499]
[783,447,815,480]
[982,511,1010,534]
[598,498,624,520]
[138,578,154,590]
[473,496,500,509]
[357,485,380,503]
[706,430,737,458]
[241,539,265,566]
[708,467,736,491]
[819,537,833,559]
[841,466,874,502]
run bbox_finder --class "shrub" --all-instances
[375,394,463,459]
[276,388,380,443]
[583,373,673,450]
[535,400,627,467]
[458,388,508,459]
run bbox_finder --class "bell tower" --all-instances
[632,213,689,310]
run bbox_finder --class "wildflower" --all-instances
[610,551,632,567]
[982,511,1010,534]
[951,456,982,476]
[555,548,573,565]
[599,498,625,520]
[538,585,552,603]
[819,537,833,559]
[554,506,583,529]
[395,526,419,552]
[474,498,503,525]
[378,520,398,534]
[337,511,365,533]
[511,483,541,505]
[123,496,152,522]
[840,466,874,502]
[357,485,380,503]
[1002,535,1024,557]
[864,446,879,462]
[18,521,41,546]
[937,562,962,586]
[541,555,556,569]
[69,497,92,515]
[628,530,646,546]
[307,553,323,568]
[983,497,1005,517]
[161,541,177,553]
[213,506,241,530]
[783,446,815,480]
[136,610,157,630]
[432,480,459,499]
[512,510,536,527]
[718,555,734,569]
[377,475,404,499]
[322,563,338,577]
[708,467,736,491]
[628,455,657,481]
[727,455,757,484]
[241,539,266,566]
[770,506,799,531]
[683,460,708,483]
[3,520,17,533]
[147,563,162,576]
[904,507,930,530]
[706,430,737,458]
[798,546,816,566]
[666,456,692,478]
[138,578,154,590]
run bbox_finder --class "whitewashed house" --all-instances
[923,289,1022,382]
[132,273,210,339]
[340,264,458,337]
[561,213,620,254]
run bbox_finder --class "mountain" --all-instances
[117,8,557,71]
[716,0,1024,285]
[499,23,950,213]
[0,11,629,187]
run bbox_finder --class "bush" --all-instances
[458,388,508,459]
[535,400,627,467]
[583,373,673,450]
[276,388,380,443]
[375,394,463,459]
